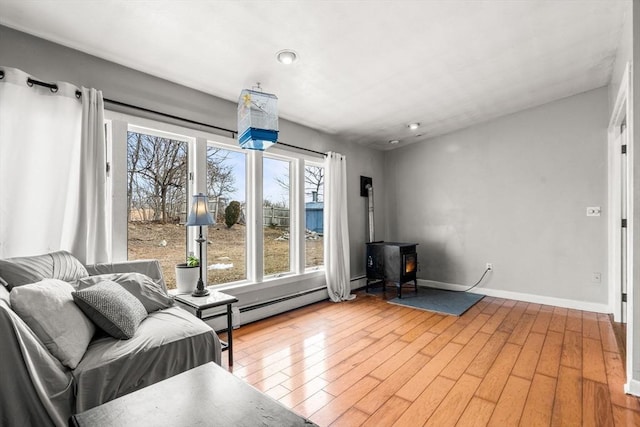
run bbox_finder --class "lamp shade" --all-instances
[185,193,215,226]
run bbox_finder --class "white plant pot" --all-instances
[175,264,199,294]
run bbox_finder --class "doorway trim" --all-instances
[608,61,640,396]
[608,62,631,323]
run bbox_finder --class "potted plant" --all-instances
[175,255,200,294]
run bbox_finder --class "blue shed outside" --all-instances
[305,202,324,234]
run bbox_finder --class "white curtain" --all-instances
[68,88,109,264]
[0,67,109,263]
[324,151,355,302]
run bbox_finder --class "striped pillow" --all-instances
[0,251,88,290]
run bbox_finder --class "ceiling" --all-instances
[0,1,628,150]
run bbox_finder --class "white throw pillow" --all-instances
[10,278,95,369]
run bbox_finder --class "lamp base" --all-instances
[191,287,210,297]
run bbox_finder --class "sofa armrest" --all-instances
[84,260,167,292]
[1,299,74,426]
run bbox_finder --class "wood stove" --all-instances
[366,241,418,298]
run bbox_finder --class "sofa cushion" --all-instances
[0,250,89,290]
[73,281,147,340]
[75,272,174,313]
[85,260,167,292]
[10,279,95,369]
[73,306,220,412]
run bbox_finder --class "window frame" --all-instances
[105,110,325,293]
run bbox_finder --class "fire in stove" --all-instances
[404,254,417,274]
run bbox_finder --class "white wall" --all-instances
[386,87,609,307]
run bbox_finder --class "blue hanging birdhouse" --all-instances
[237,89,279,150]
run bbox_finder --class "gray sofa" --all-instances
[0,252,221,427]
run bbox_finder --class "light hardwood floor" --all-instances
[219,290,640,426]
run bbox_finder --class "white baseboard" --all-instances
[419,279,611,314]
[624,379,640,397]
[350,277,366,291]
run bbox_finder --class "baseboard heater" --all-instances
[204,279,361,322]
[197,286,327,332]
[239,286,327,313]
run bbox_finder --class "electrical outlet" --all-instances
[592,272,601,283]
[586,207,601,216]
[486,263,493,271]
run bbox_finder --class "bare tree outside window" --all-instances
[272,163,324,269]
[264,157,291,276]
[206,146,247,285]
[275,165,324,202]
[304,166,324,202]
[304,165,324,268]
[126,131,188,289]
[127,132,188,223]
[206,148,236,222]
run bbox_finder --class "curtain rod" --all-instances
[27,76,82,99]
[8,73,326,157]
[104,98,326,157]
[103,98,237,137]
[270,141,327,156]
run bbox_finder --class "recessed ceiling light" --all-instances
[389,139,400,145]
[408,123,420,130]
[276,49,298,65]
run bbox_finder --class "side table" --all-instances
[173,290,238,367]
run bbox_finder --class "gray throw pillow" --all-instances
[73,280,147,340]
[74,272,174,313]
[0,250,89,290]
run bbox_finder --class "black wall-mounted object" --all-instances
[360,176,373,197]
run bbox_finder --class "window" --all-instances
[107,111,325,292]
[206,145,246,285]
[263,156,291,276]
[126,129,189,289]
[304,164,324,268]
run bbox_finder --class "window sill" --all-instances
[212,269,325,296]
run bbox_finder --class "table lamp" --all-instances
[185,193,215,297]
